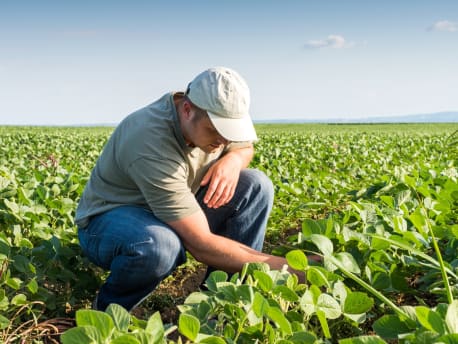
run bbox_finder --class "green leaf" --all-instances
[307,266,330,287]
[316,309,331,338]
[373,315,412,339]
[12,255,30,273]
[179,313,200,341]
[267,306,292,335]
[302,219,323,237]
[436,333,458,344]
[286,249,309,271]
[4,199,19,214]
[338,335,388,343]
[344,292,374,314]
[395,190,411,207]
[6,277,22,290]
[273,285,299,302]
[111,335,142,344]
[343,291,374,314]
[106,303,130,332]
[131,332,155,344]
[0,314,9,330]
[317,293,341,319]
[253,270,273,292]
[61,326,104,344]
[145,312,165,342]
[75,309,115,341]
[409,209,428,235]
[416,306,446,334]
[199,336,227,344]
[27,279,38,294]
[334,252,361,274]
[184,291,209,305]
[253,291,269,317]
[446,300,458,334]
[310,234,333,256]
[11,293,27,305]
[288,331,317,344]
[205,270,228,292]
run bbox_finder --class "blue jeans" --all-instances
[78,169,274,311]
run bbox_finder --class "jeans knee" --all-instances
[129,231,185,277]
[241,169,274,205]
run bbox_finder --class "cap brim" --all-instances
[207,111,258,142]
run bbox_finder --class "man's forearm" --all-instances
[224,145,254,168]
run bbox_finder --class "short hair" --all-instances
[183,94,208,121]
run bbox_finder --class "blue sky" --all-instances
[1,0,457,125]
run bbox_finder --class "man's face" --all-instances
[187,111,230,153]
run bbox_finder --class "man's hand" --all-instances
[201,146,254,208]
[200,152,243,208]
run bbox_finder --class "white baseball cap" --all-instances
[186,67,258,142]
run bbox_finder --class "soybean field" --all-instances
[0,123,457,343]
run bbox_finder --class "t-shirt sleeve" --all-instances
[127,156,201,223]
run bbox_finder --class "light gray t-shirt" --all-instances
[75,92,250,228]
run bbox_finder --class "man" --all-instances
[76,67,305,312]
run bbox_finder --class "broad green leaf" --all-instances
[205,270,228,292]
[416,306,446,334]
[199,336,228,343]
[12,255,30,273]
[236,284,254,303]
[26,279,38,294]
[307,266,330,288]
[111,335,141,344]
[273,285,299,302]
[6,277,22,290]
[409,209,429,235]
[106,303,130,332]
[184,291,209,305]
[131,332,155,344]
[179,313,200,341]
[339,335,387,343]
[286,249,308,271]
[302,219,323,237]
[0,314,9,330]
[446,300,458,334]
[334,252,361,274]
[344,292,374,314]
[299,286,322,316]
[437,333,458,343]
[61,326,104,344]
[373,315,412,339]
[145,311,164,342]
[267,306,292,334]
[317,293,341,319]
[395,190,411,207]
[310,234,333,256]
[75,309,114,340]
[253,291,269,317]
[4,199,19,214]
[253,270,273,292]
[11,293,27,305]
[288,331,317,344]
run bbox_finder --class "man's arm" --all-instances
[168,209,293,274]
[200,144,254,208]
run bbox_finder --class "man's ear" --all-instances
[182,100,193,120]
